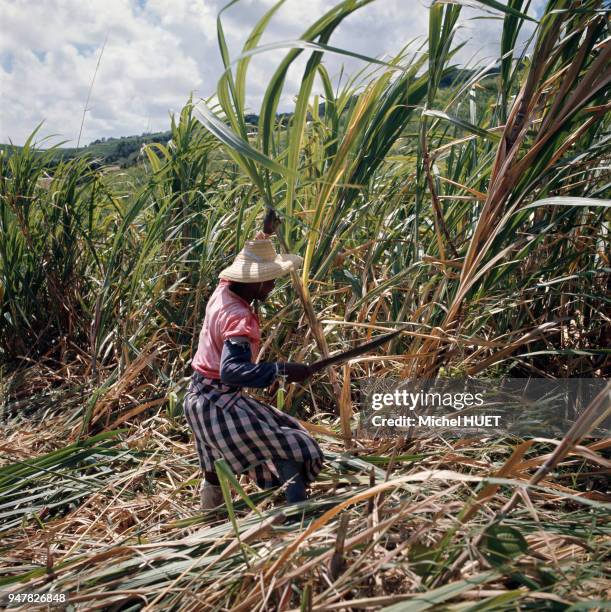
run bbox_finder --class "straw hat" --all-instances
[219,239,303,283]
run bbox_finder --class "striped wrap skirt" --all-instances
[183,371,324,489]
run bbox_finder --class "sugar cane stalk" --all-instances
[262,208,344,414]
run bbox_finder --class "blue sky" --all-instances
[0,0,545,147]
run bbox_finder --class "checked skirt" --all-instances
[183,371,324,489]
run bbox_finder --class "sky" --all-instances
[0,0,545,147]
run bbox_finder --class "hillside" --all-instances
[0,130,172,168]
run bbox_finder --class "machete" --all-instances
[308,325,409,374]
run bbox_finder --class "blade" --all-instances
[309,326,408,374]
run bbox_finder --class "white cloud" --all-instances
[0,0,542,146]
[0,0,205,145]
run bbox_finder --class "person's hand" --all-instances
[279,362,312,383]
[263,208,281,235]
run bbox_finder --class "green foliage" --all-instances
[482,523,529,567]
[1,0,609,408]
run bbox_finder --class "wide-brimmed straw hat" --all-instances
[219,239,303,283]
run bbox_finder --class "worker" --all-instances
[184,230,324,511]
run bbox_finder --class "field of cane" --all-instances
[1,0,610,610]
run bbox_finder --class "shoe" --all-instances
[200,481,224,510]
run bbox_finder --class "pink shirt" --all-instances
[192,280,261,379]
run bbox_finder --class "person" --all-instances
[183,232,324,511]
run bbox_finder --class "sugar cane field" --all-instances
[0,1,610,610]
